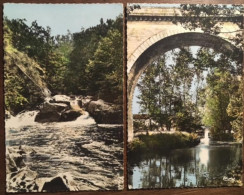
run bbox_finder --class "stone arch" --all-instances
[127,28,193,73]
[127,32,242,142]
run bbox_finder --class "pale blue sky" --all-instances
[4,3,123,36]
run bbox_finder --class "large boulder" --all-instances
[81,96,93,108]
[35,96,84,123]
[40,102,69,113]
[42,177,69,192]
[34,99,69,123]
[50,95,71,105]
[39,174,78,192]
[35,111,61,123]
[35,101,69,123]
[85,99,122,124]
[60,110,82,122]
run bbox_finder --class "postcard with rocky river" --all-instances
[4,3,123,193]
[127,4,243,189]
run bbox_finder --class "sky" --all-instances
[4,3,123,36]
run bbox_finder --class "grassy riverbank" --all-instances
[128,132,200,157]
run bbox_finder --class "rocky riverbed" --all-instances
[5,95,123,192]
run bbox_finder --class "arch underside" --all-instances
[127,32,242,141]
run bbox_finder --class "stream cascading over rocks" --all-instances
[5,95,123,192]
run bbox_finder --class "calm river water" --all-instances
[128,130,242,189]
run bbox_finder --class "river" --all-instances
[128,129,242,189]
[6,110,123,192]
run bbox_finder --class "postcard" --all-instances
[127,3,243,189]
[4,3,123,192]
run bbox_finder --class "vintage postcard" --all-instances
[4,3,123,192]
[127,3,243,189]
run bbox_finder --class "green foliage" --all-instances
[4,17,71,94]
[128,138,147,154]
[5,17,54,64]
[136,44,242,142]
[4,50,45,115]
[65,16,123,96]
[137,60,158,132]
[4,72,28,114]
[137,48,203,133]
[4,15,123,114]
[4,20,45,114]
[177,4,243,35]
[202,69,239,141]
[86,29,123,103]
[176,4,243,50]
[209,131,234,141]
[173,106,202,133]
[227,80,243,142]
[128,132,200,156]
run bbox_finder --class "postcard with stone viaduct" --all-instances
[127,3,243,189]
[4,3,123,192]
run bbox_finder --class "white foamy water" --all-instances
[201,129,210,145]
[5,109,123,191]
[5,111,39,129]
[54,111,96,128]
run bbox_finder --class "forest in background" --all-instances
[136,47,242,142]
[133,4,243,142]
[4,15,123,115]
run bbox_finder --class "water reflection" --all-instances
[199,147,209,166]
[129,143,242,189]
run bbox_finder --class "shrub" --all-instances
[128,132,200,156]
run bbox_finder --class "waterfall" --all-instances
[5,110,39,129]
[201,128,210,145]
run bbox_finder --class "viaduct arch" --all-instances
[127,7,243,141]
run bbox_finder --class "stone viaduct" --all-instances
[127,7,243,141]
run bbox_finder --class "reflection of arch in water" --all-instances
[127,32,242,142]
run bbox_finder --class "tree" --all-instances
[175,4,243,55]
[4,21,45,114]
[137,50,201,132]
[202,69,236,140]
[86,28,123,104]
[4,15,124,114]
[227,79,243,142]
[193,47,215,107]
[173,102,202,133]
[66,16,123,95]
[5,18,55,64]
[174,48,194,106]
[137,61,158,132]
[4,17,73,94]
[176,4,243,35]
